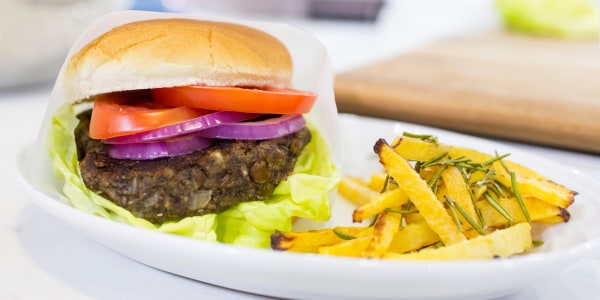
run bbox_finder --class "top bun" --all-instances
[64,18,293,103]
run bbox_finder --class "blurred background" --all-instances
[1,0,599,152]
[2,0,597,86]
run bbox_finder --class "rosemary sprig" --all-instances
[380,174,391,193]
[532,240,544,247]
[479,153,511,167]
[414,161,423,173]
[446,198,464,232]
[433,241,445,248]
[420,152,449,169]
[483,192,514,223]
[489,180,508,199]
[427,166,447,194]
[385,208,419,214]
[510,171,531,223]
[402,132,438,144]
[497,153,531,223]
[445,195,487,236]
[457,166,485,226]
[472,168,495,187]
[333,229,357,240]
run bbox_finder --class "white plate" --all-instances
[17,114,600,300]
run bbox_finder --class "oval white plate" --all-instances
[17,114,600,300]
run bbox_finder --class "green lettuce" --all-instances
[48,103,340,248]
[496,0,599,40]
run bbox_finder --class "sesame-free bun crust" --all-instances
[64,18,293,102]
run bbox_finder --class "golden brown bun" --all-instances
[64,18,293,102]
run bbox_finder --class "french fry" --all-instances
[374,139,466,245]
[271,226,373,252]
[496,159,549,181]
[270,133,575,261]
[338,176,378,206]
[388,221,440,254]
[447,146,492,164]
[361,211,403,258]
[385,222,532,260]
[392,136,449,161]
[495,171,575,208]
[368,172,398,192]
[352,188,408,222]
[403,211,425,224]
[319,236,371,257]
[477,196,567,227]
[441,166,480,228]
[536,210,571,224]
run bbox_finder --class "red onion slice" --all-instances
[196,114,306,140]
[103,111,261,144]
[108,134,212,160]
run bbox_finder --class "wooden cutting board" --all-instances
[334,31,600,153]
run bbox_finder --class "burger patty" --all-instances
[74,111,311,224]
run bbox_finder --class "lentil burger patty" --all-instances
[75,111,312,224]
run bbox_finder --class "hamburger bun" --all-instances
[64,18,293,103]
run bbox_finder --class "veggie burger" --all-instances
[50,18,338,247]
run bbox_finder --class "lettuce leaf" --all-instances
[496,0,599,40]
[49,103,340,248]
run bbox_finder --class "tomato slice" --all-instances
[89,90,210,139]
[151,86,317,114]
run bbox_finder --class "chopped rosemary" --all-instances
[414,161,423,173]
[532,240,544,247]
[433,241,445,248]
[472,168,495,187]
[402,132,438,144]
[333,229,357,240]
[420,152,449,169]
[456,165,485,226]
[510,171,531,223]
[489,180,508,199]
[380,174,391,193]
[427,166,447,194]
[483,192,514,223]
[498,152,531,223]
[479,153,511,167]
[445,195,487,236]
[446,196,464,232]
[385,208,419,214]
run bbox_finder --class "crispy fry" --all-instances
[361,211,403,258]
[536,209,570,224]
[403,212,425,224]
[338,176,378,206]
[385,222,532,260]
[388,221,440,254]
[392,136,449,161]
[447,147,492,164]
[319,235,371,257]
[271,226,373,252]
[368,172,398,192]
[441,166,479,227]
[352,188,408,222]
[374,139,466,245]
[497,160,549,181]
[419,166,442,184]
[495,170,575,208]
[477,196,567,227]
[270,133,575,261]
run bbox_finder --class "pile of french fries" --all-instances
[271,133,576,260]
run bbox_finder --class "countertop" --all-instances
[2,1,599,299]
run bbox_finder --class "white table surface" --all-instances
[2,1,599,299]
